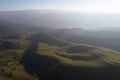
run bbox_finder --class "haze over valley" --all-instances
[1,10,120,30]
[1,0,120,80]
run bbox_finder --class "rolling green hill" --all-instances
[37,43,120,67]
[21,32,120,80]
[1,20,120,80]
[34,43,120,80]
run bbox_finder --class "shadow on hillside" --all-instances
[20,33,120,80]
[67,46,93,53]
[20,41,61,80]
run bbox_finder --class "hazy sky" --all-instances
[0,0,120,13]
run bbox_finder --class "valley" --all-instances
[1,10,120,80]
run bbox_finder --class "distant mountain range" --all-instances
[1,9,120,29]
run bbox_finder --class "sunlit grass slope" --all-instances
[37,43,120,68]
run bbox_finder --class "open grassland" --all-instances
[37,43,120,68]
[37,43,117,68]
[95,48,120,65]
[0,39,38,80]
[35,42,120,80]
[1,34,120,80]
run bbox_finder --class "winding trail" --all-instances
[93,50,120,67]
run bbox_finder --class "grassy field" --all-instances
[0,39,38,80]
[1,38,120,80]
[35,42,120,80]
[95,47,120,64]
[37,43,120,68]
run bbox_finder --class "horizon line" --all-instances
[1,8,120,14]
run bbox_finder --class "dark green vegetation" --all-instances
[0,39,38,80]
[1,20,120,80]
[66,45,93,53]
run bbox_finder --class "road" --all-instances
[93,50,120,67]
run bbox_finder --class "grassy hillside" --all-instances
[0,39,38,80]
[1,22,120,80]
[19,31,120,80]
[37,43,120,67]
[27,42,120,80]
